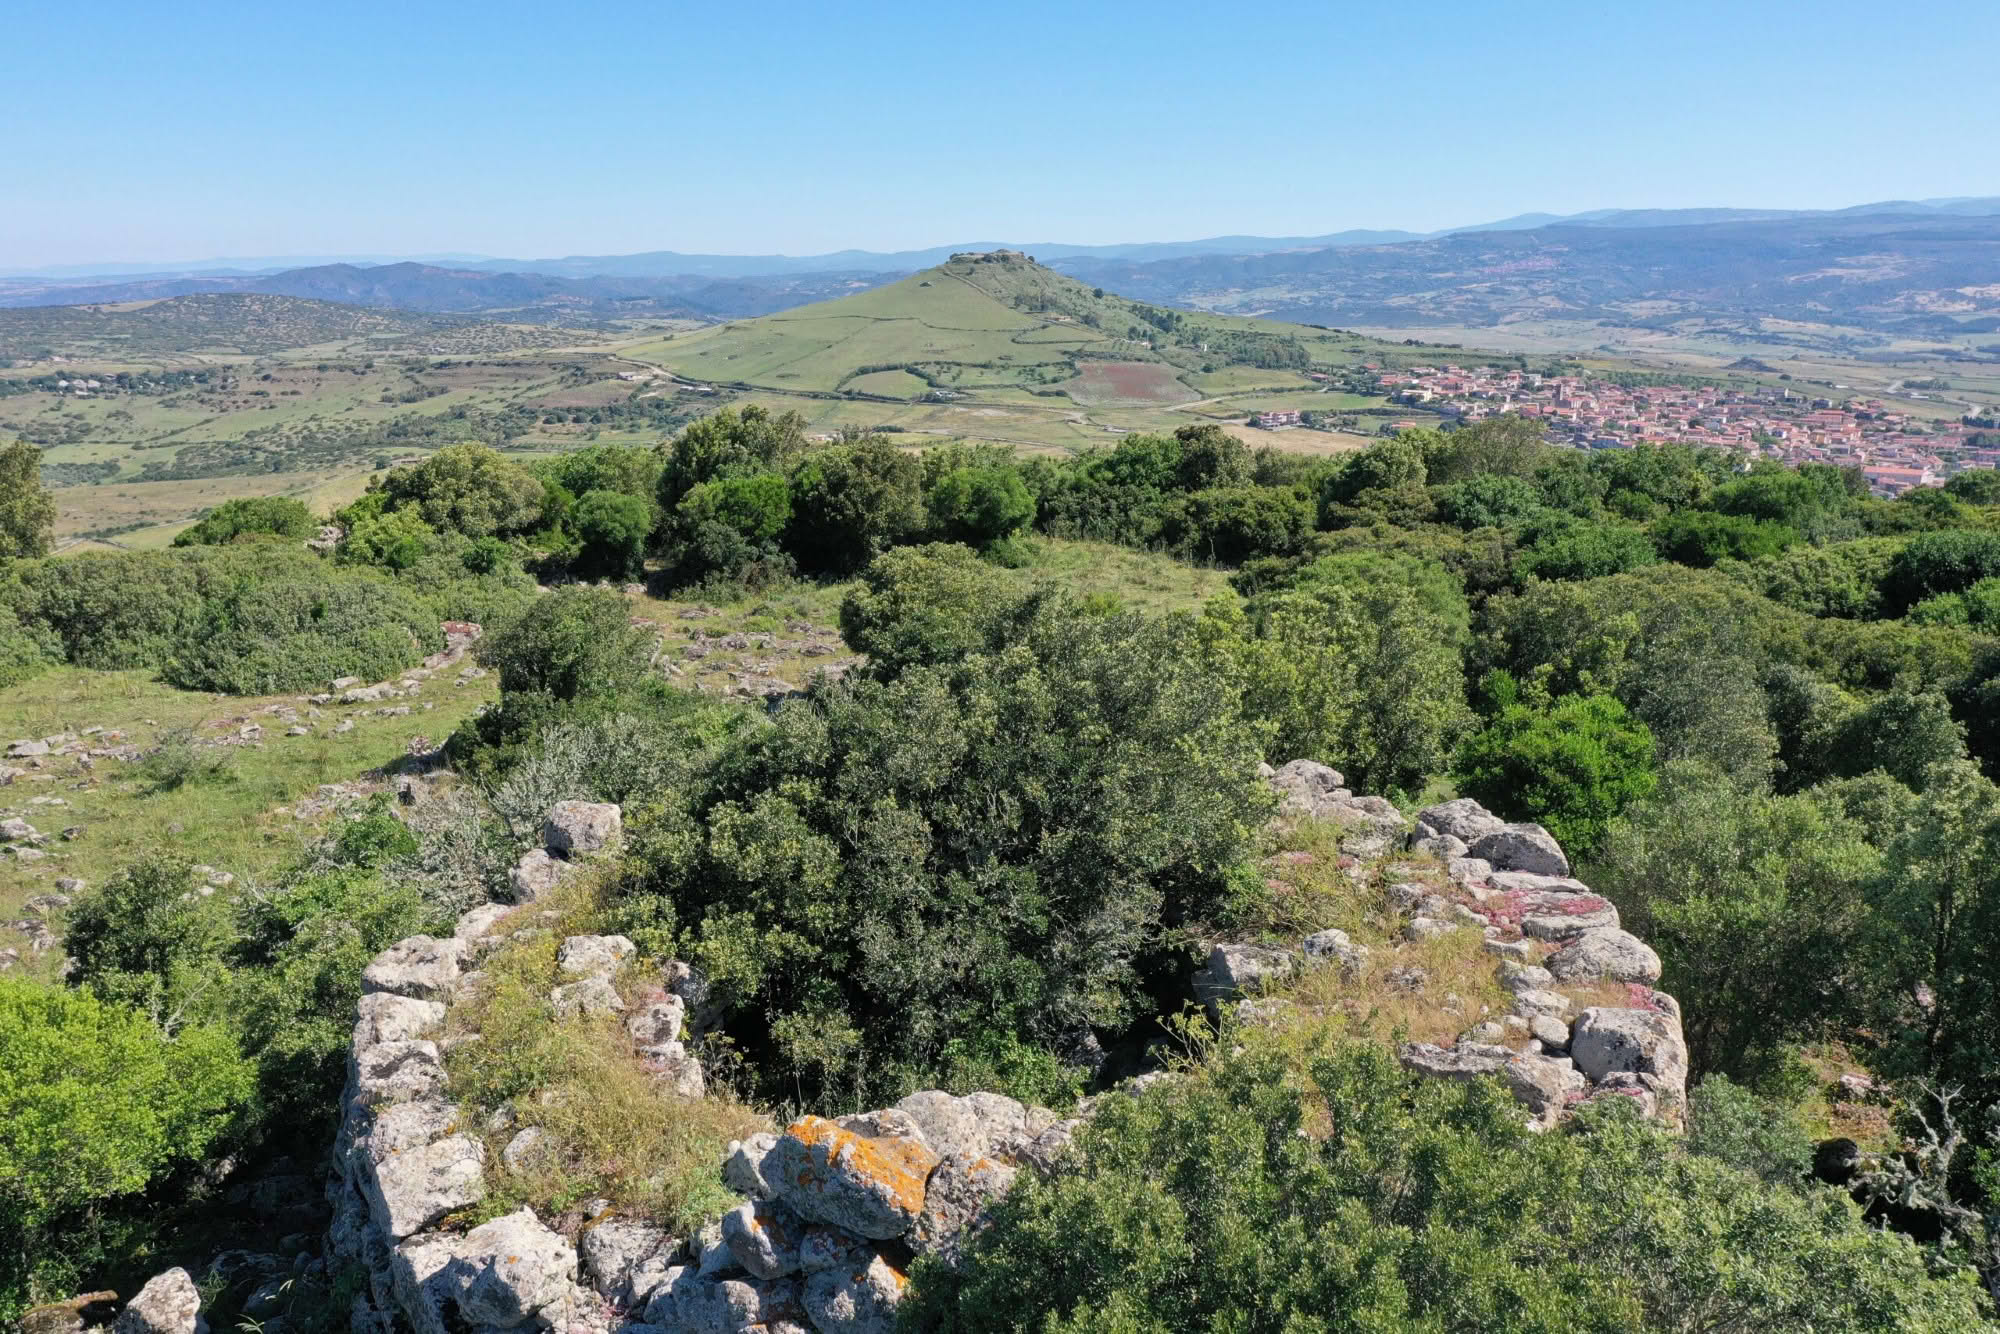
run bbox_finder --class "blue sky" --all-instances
[5,0,1997,268]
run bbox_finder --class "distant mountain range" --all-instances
[4,198,1997,346]
[12,197,1997,283]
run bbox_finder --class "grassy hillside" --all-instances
[620,251,1426,451]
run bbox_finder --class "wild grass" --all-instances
[444,875,770,1235]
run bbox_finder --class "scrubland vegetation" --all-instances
[4,404,2000,1328]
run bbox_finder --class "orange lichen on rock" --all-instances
[771,1115,940,1239]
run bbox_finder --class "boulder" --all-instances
[451,1208,579,1327]
[454,903,512,942]
[721,1197,804,1279]
[557,933,636,978]
[1504,1053,1588,1124]
[723,1132,782,1200]
[359,1104,486,1239]
[1509,989,1572,1019]
[803,1253,906,1334]
[626,996,686,1046]
[1545,928,1662,984]
[113,1268,204,1334]
[1446,856,1494,886]
[1398,1041,1512,1081]
[0,816,35,842]
[1191,942,1298,1007]
[551,976,623,1018]
[543,801,622,857]
[352,993,445,1053]
[1415,798,1507,844]
[362,935,467,1001]
[768,1115,939,1240]
[637,1039,706,1097]
[506,849,573,902]
[909,1153,1016,1269]
[1271,758,1344,793]
[579,1217,680,1307]
[663,959,723,1035]
[1570,1006,1690,1098]
[6,739,50,758]
[1529,1014,1571,1051]
[1411,832,1469,860]
[352,1039,449,1103]
[644,1270,803,1330]
[892,1090,1036,1162]
[502,1126,553,1175]
[1468,823,1570,877]
[1301,927,1368,978]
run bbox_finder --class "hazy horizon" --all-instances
[7,0,1997,270]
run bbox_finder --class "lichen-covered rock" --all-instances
[352,993,445,1053]
[557,933,635,978]
[1570,1006,1690,1110]
[507,848,573,902]
[1468,823,1570,877]
[502,1126,553,1175]
[909,1153,1018,1268]
[803,1253,906,1334]
[454,902,512,942]
[1545,928,1662,984]
[1504,1052,1588,1125]
[637,1038,706,1097]
[1415,798,1507,844]
[1301,927,1368,977]
[769,1115,939,1239]
[626,996,686,1046]
[551,975,624,1017]
[1191,942,1298,1007]
[362,936,467,1001]
[113,1268,204,1334]
[644,1270,804,1331]
[892,1089,1039,1163]
[723,1132,781,1199]
[579,1218,680,1307]
[352,1039,449,1103]
[1398,1041,1513,1080]
[451,1208,579,1327]
[722,1197,805,1279]
[359,1105,486,1240]
[544,800,622,857]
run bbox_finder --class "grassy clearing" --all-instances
[0,665,497,957]
[444,874,771,1234]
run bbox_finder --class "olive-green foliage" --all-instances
[1910,577,2000,631]
[1433,471,1546,530]
[837,544,1048,678]
[1425,413,1550,483]
[1205,584,1471,795]
[171,496,313,547]
[162,571,441,694]
[0,440,55,563]
[379,442,546,538]
[1945,470,2000,505]
[476,585,653,704]
[1164,486,1312,564]
[1321,436,1427,511]
[1687,1075,1817,1187]
[782,438,927,574]
[1275,547,1474,645]
[657,405,810,511]
[1457,691,1656,852]
[1724,538,1902,619]
[634,603,1269,1107]
[0,979,249,1266]
[0,603,52,689]
[339,505,438,571]
[1586,442,1734,515]
[927,466,1035,546]
[1653,510,1797,567]
[1514,519,1658,583]
[1711,463,1861,536]
[571,489,651,581]
[1862,763,2000,1109]
[1883,530,2000,616]
[679,473,791,543]
[908,1039,1996,1333]
[1593,764,1882,1080]
[533,444,663,517]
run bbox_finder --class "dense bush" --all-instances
[1882,530,2000,616]
[0,604,52,688]
[570,489,652,581]
[907,1039,1995,1333]
[171,496,313,546]
[1457,689,1656,852]
[927,466,1035,546]
[0,440,56,563]
[377,442,546,538]
[837,544,1047,678]
[782,438,928,573]
[1653,509,1798,567]
[162,571,441,694]
[629,602,1268,1106]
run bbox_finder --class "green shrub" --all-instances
[908,1038,1995,1333]
[634,603,1269,1106]
[1653,510,1798,567]
[135,727,234,793]
[1164,486,1313,564]
[782,438,927,573]
[0,604,52,689]
[0,439,55,563]
[171,497,312,547]
[379,442,546,538]
[1882,529,2000,615]
[571,489,651,581]
[162,572,440,694]
[928,466,1035,546]
[1514,519,1658,583]
[837,543,1046,677]
[1456,691,1656,852]
[1687,1074,1816,1186]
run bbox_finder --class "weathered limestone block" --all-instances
[543,800,622,857]
[768,1116,939,1240]
[1545,928,1662,984]
[362,935,468,1001]
[112,1268,204,1334]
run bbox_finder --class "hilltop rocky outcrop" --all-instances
[1201,760,1690,1129]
